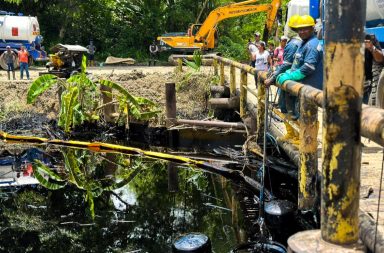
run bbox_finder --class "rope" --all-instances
[374,147,384,253]
[258,86,269,235]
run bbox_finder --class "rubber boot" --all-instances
[12,72,15,80]
[7,71,10,80]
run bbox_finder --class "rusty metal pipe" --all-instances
[176,119,245,129]
[321,0,366,245]
[298,89,319,211]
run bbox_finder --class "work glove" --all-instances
[276,69,305,85]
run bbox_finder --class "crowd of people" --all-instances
[248,14,323,145]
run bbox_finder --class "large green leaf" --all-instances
[86,189,95,220]
[58,86,79,133]
[81,55,87,73]
[183,59,199,70]
[34,160,65,182]
[105,166,142,191]
[138,110,162,120]
[32,164,66,190]
[63,150,86,189]
[99,80,140,108]
[135,96,157,107]
[67,74,96,90]
[27,74,58,104]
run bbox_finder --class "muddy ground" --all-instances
[0,66,216,129]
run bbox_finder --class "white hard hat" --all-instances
[6,46,10,49]
[281,36,288,41]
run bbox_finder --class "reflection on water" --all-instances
[0,145,247,252]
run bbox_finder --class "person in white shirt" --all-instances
[252,41,271,72]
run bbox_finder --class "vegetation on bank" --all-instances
[2,0,289,62]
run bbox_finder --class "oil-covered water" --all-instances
[0,145,250,252]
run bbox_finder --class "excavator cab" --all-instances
[189,24,202,37]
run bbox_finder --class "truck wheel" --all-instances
[0,52,19,70]
[368,62,384,107]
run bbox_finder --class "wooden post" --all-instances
[256,78,265,141]
[230,65,236,98]
[298,88,318,210]
[168,162,179,193]
[220,62,225,86]
[165,82,176,127]
[213,59,218,76]
[177,58,183,72]
[240,70,247,118]
[321,0,365,245]
[100,84,115,123]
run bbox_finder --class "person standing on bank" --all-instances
[18,46,30,80]
[87,40,96,67]
[149,40,159,66]
[4,46,16,80]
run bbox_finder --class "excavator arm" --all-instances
[195,0,281,43]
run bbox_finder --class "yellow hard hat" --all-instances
[295,15,315,28]
[288,15,301,29]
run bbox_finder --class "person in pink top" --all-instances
[18,46,30,80]
[273,36,288,68]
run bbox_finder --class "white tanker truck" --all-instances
[0,11,48,70]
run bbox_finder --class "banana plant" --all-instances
[99,80,161,124]
[32,149,144,219]
[183,49,203,71]
[27,56,160,133]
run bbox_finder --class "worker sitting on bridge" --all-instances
[264,15,302,144]
[18,46,30,80]
[272,15,323,145]
[4,46,16,80]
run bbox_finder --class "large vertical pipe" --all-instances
[240,70,248,118]
[220,62,225,86]
[298,88,318,210]
[322,0,366,245]
[230,65,236,97]
[165,82,177,127]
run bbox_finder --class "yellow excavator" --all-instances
[157,0,281,53]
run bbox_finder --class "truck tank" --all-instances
[366,0,384,27]
[0,15,40,43]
